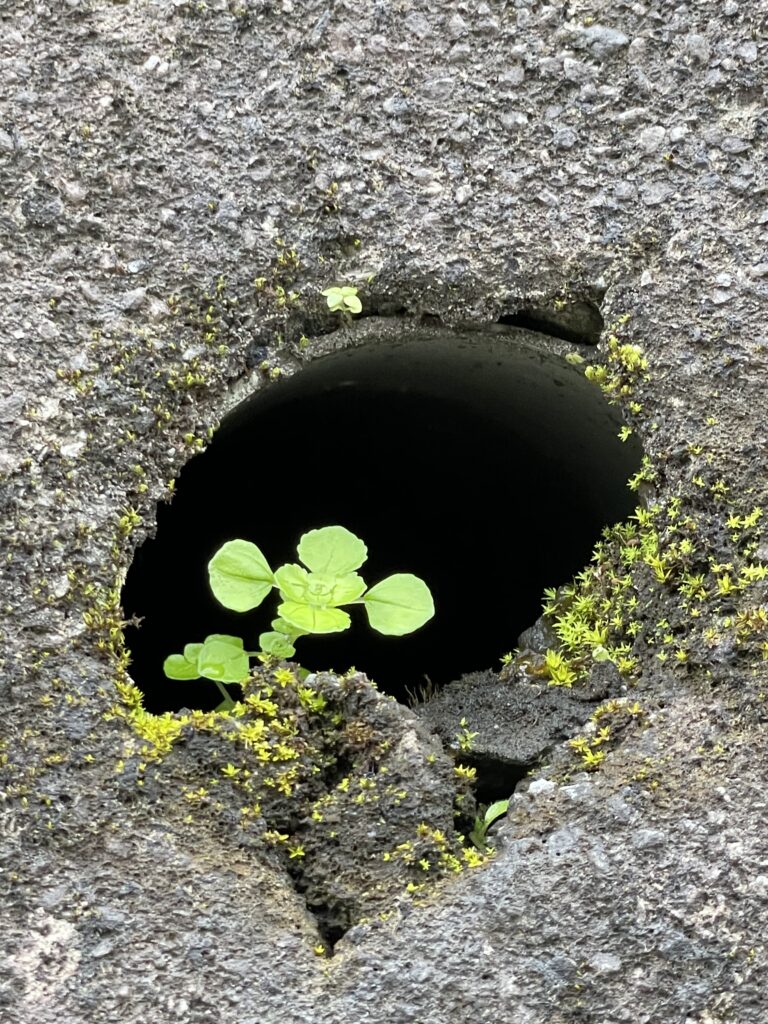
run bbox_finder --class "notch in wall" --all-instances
[498,298,604,347]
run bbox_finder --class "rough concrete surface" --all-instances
[2,1,768,1022]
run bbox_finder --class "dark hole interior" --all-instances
[460,755,532,806]
[121,329,642,713]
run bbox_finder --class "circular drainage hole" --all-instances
[122,328,642,713]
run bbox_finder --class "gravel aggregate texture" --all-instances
[2,1,768,1022]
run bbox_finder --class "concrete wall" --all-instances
[2,2,767,1021]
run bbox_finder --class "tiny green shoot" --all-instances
[321,285,362,316]
[469,799,510,851]
[455,717,478,753]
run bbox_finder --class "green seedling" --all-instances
[164,525,434,704]
[164,634,254,709]
[321,285,362,316]
[469,799,510,851]
[455,717,478,753]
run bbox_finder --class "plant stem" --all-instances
[214,680,235,710]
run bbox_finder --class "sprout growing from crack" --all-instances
[469,799,510,851]
[322,285,362,316]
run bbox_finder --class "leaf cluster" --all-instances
[164,526,434,691]
[321,285,362,316]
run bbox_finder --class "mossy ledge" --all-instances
[106,660,488,949]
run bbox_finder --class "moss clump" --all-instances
[107,660,487,937]
[584,323,649,411]
[504,479,766,694]
[566,698,647,773]
[502,316,767,694]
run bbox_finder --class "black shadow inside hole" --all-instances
[121,330,642,713]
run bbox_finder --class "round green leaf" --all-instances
[208,540,274,612]
[363,574,435,636]
[259,631,296,658]
[321,288,343,311]
[343,294,362,314]
[297,526,367,576]
[203,634,245,648]
[271,617,307,639]
[277,600,351,634]
[329,571,366,605]
[183,643,203,663]
[164,653,201,680]
[274,563,310,602]
[197,634,250,683]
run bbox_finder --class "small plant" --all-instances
[455,717,478,753]
[164,526,434,704]
[469,799,510,850]
[321,285,362,317]
[544,648,578,687]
